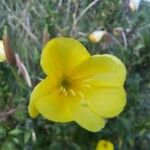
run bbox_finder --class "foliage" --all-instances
[0,0,150,149]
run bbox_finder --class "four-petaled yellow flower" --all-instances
[96,140,114,150]
[28,37,126,132]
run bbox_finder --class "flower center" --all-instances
[58,78,75,96]
[58,77,92,105]
[61,79,71,90]
[58,77,91,107]
[103,142,108,148]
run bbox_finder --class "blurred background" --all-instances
[0,0,150,149]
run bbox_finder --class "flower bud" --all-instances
[2,26,16,64]
[88,30,107,43]
[42,25,50,46]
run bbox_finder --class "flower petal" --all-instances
[71,54,126,87]
[69,96,105,132]
[41,37,90,75]
[35,92,73,122]
[28,76,57,118]
[85,87,126,118]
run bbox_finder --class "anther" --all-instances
[78,91,85,100]
[69,89,76,96]
[78,91,89,107]
[62,88,67,96]
[58,86,64,92]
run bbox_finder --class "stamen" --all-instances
[78,91,89,107]
[69,89,76,96]
[62,88,67,96]
[58,86,63,92]
[58,86,67,96]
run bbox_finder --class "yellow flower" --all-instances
[0,40,6,62]
[96,140,114,150]
[28,37,126,132]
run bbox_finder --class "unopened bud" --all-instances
[2,26,16,64]
[88,30,107,43]
[42,25,50,46]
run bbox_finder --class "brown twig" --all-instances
[0,108,17,121]
[15,53,32,87]
[121,31,128,48]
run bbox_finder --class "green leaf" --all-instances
[9,128,22,136]
[24,131,31,144]
[49,143,64,150]
[68,143,81,150]
[1,142,16,150]
[0,125,6,139]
